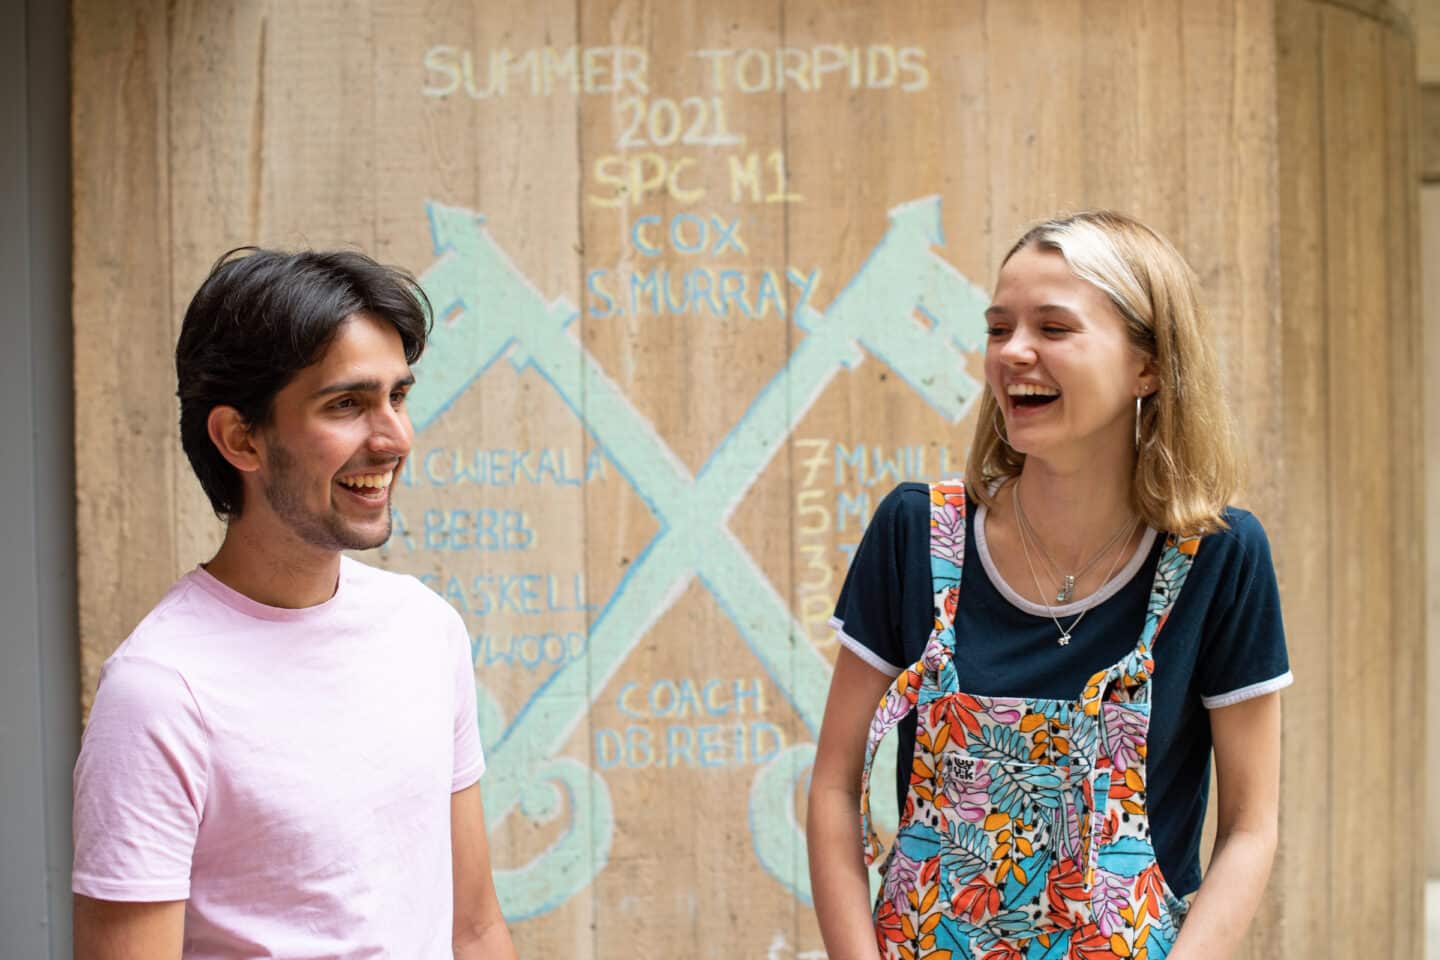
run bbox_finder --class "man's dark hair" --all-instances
[176,247,432,518]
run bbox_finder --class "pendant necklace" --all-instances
[1012,480,1139,646]
[1013,477,1136,603]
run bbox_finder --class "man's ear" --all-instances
[207,406,262,473]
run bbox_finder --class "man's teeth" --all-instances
[338,471,393,490]
[1007,384,1060,397]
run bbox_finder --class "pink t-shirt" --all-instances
[72,557,485,958]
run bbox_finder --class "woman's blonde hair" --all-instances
[965,211,1240,536]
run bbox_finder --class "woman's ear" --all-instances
[206,406,262,473]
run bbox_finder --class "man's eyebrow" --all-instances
[311,374,415,399]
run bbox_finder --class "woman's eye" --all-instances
[1042,326,1070,336]
[986,325,1010,337]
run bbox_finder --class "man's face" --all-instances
[252,312,414,552]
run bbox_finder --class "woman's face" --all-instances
[984,244,1152,471]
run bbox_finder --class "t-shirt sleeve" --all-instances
[830,484,917,677]
[72,656,209,902]
[1195,511,1294,709]
[449,613,486,792]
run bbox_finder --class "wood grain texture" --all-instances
[72,0,177,716]
[70,1,1423,955]
[1274,5,1332,955]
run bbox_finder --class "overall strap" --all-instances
[859,481,966,865]
[1080,532,1202,713]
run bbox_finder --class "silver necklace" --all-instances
[1013,478,1136,603]
[1012,484,1138,646]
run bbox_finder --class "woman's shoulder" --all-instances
[875,481,938,522]
[1180,506,1278,594]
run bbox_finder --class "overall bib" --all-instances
[859,481,1199,960]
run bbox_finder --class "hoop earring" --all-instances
[993,409,1014,450]
[1134,395,1142,451]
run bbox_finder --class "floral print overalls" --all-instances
[859,481,1200,960]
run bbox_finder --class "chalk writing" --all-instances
[693,45,929,94]
[833,442,963,487]
[597,677,776,770]
[476,630,588,669]
[795,439,834,649]
[594,722,784,770]
[584,265,819,320]
[422,572,593,617]
[420,44,930,100]
[400,445,606,488]
[616,676,766,719]
[420,507,535,552]
[422,45,650,98]
[408,195,988,915]
[615,96,742,149]
[729,150,803,204]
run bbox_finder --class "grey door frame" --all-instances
[0,0,80,956]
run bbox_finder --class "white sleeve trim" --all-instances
[1202,671,1294,709]
[829,618,903,678]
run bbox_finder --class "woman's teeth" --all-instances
[1007,384,1060,406]
[1006,383,1060,397]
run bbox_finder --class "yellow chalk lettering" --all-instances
[694,48,734,92]
[899,47,930,91]
[616,46,650,94]
[667,156,704,204]
[776,47,811,92]
[736,48,772,93]
[588,154,629,208]
[583,46,615,94]
[542,45,579,95]
[866,45,898,89]
[812,44,849,88]
[422,45,462,97]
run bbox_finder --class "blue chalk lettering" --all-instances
[594,728,622,770]
[754,270,785,319]
[702,679,727,715]
[732,677,764,716]
[834,442,866,485]
[836,490,869,533]
[710,215,745,255]
[585,269,617,318]
[665,725,695,767]
[631,215,662,257]
[670,212,705,254]
[697,725,726,767]
[748,721,784,765]
[617,682,644,719]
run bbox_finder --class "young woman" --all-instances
[806,212,1290,960]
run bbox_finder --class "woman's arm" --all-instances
[1167,692,1282,959]
[807,647,897,960]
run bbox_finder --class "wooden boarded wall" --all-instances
[71,1,1420,956]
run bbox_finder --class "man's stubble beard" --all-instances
[263,438,393,552]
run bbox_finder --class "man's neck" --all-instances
[204,518,342,610]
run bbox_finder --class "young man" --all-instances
[72,249,516,959]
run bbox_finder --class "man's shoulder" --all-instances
[112,572,218,664]
[340,556,459,623]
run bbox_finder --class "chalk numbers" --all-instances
[615,95,743,150]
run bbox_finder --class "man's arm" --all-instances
[451,782,517,960]
[74,895,185,960]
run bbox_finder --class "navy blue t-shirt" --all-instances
[831,482,1291,897]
